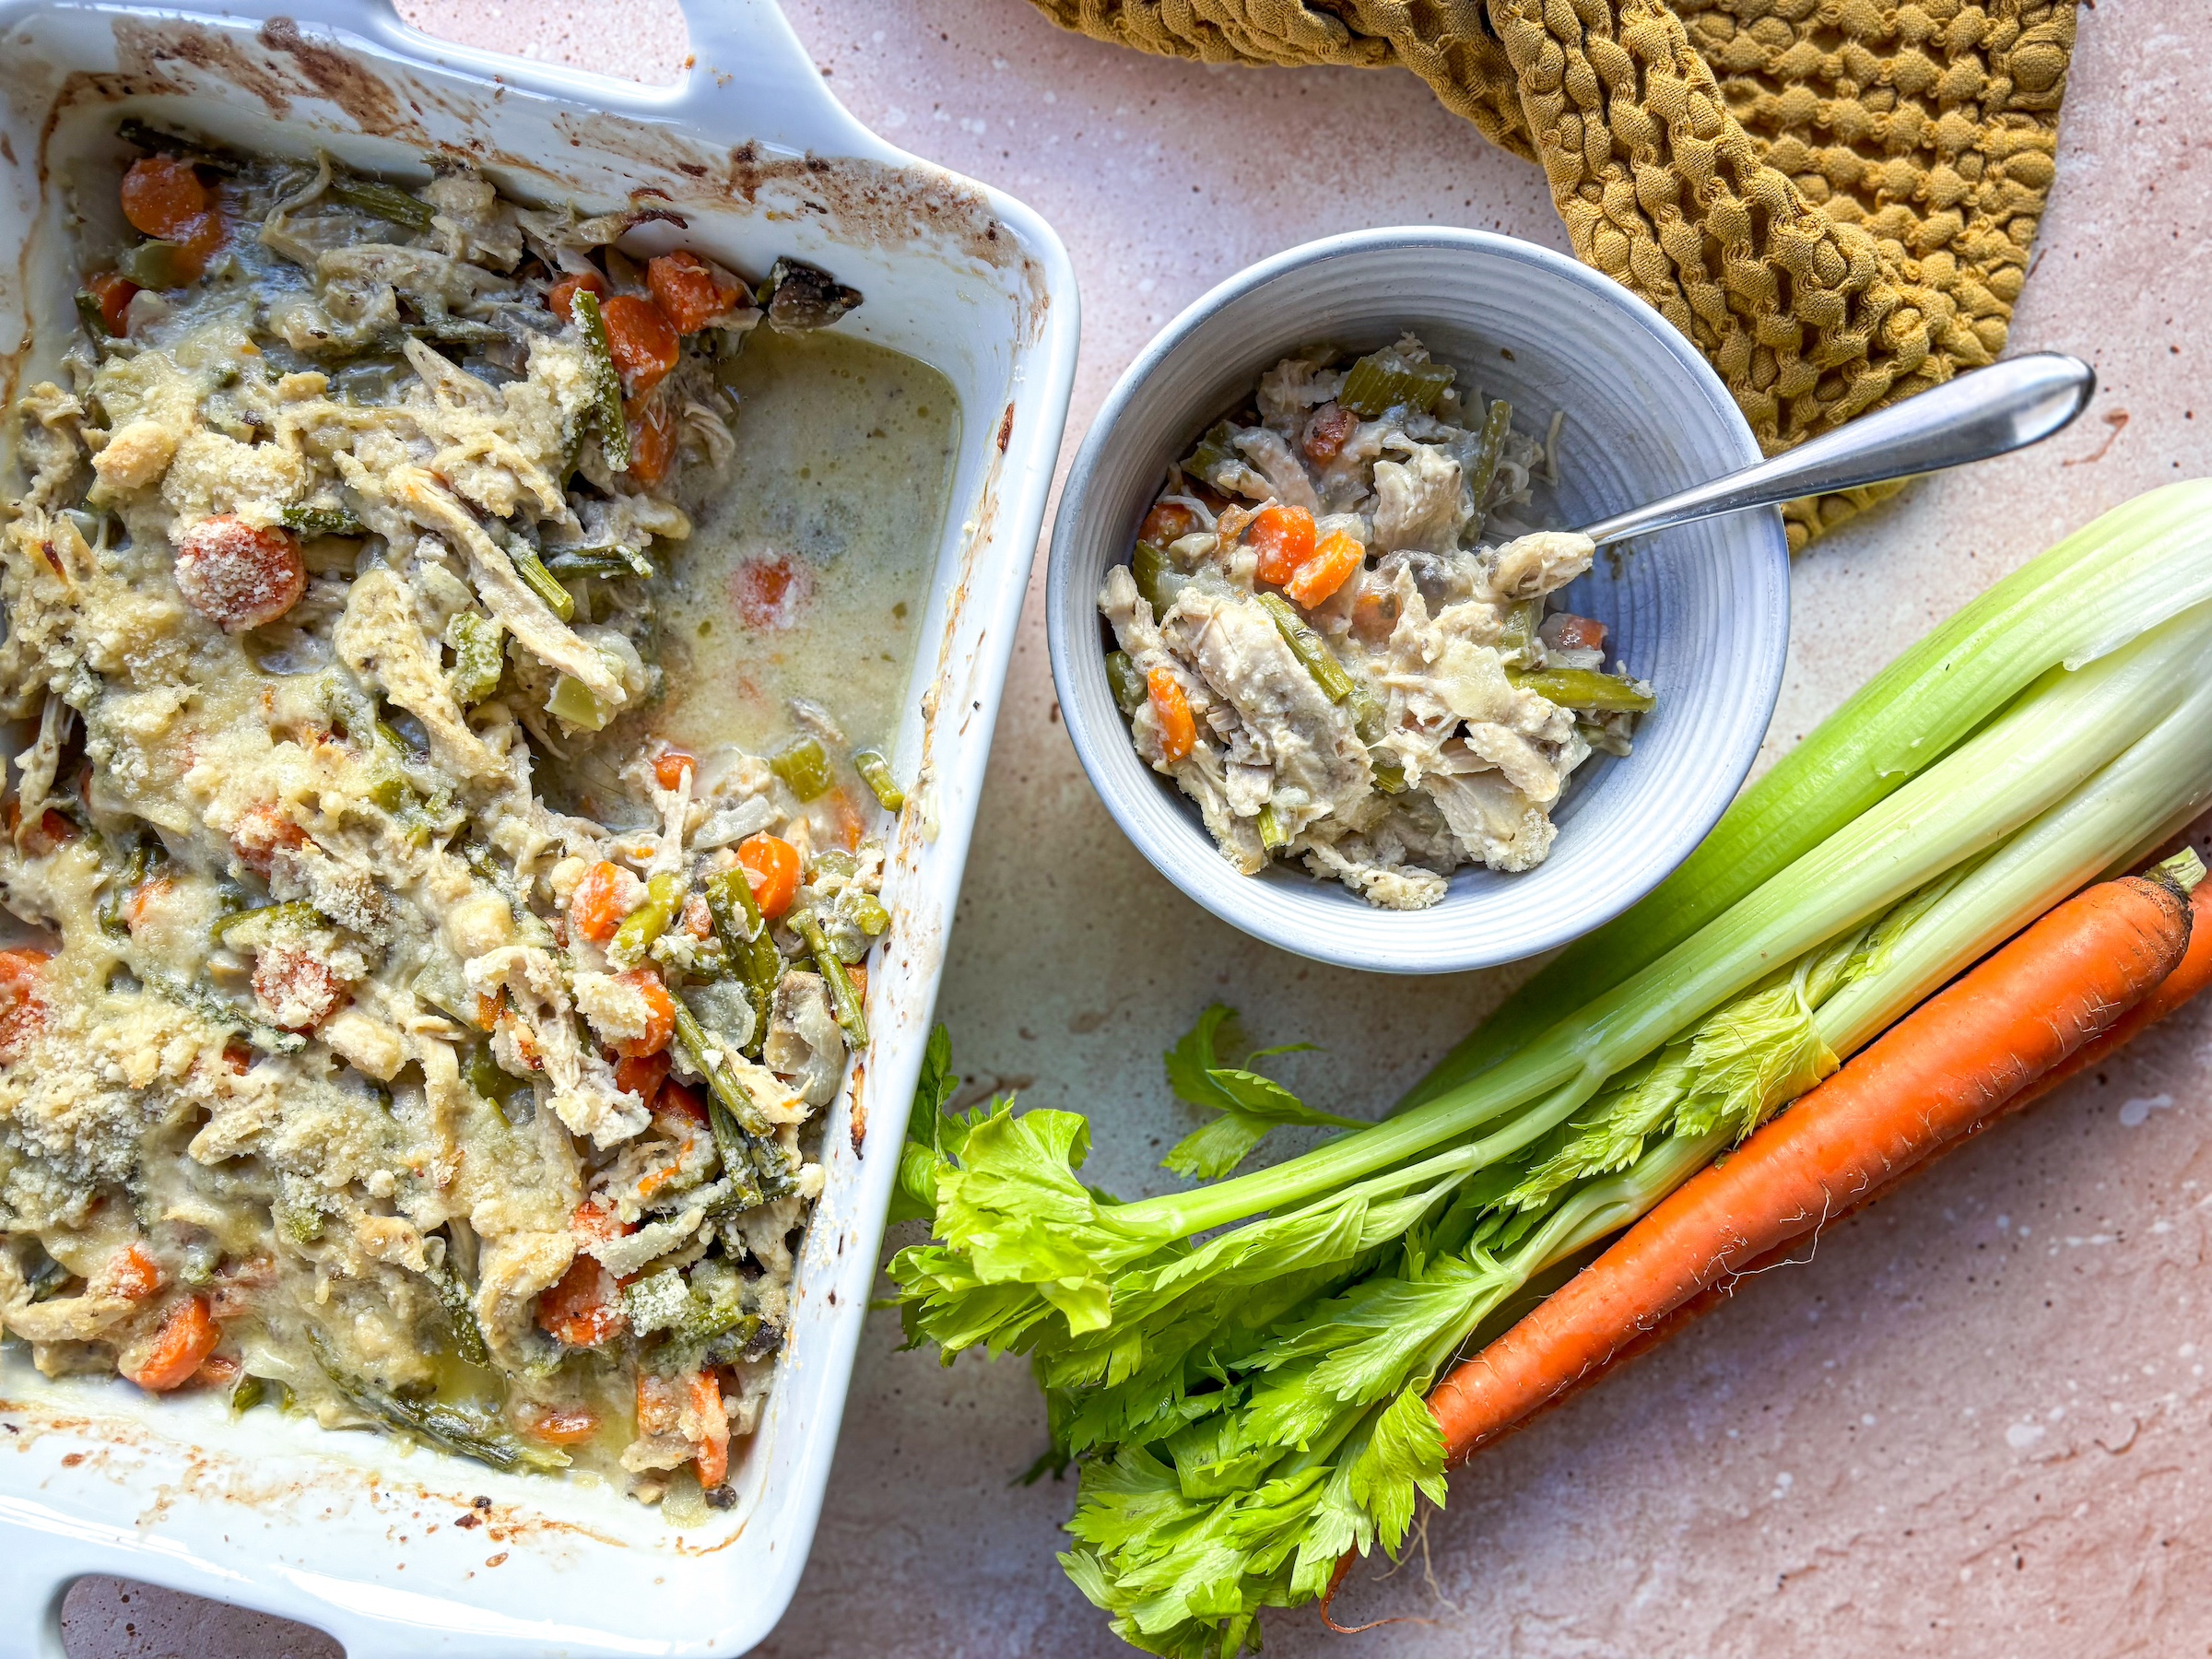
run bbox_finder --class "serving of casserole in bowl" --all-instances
[0,2,1077,1653]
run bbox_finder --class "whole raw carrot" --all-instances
[1425,862,2196,1465]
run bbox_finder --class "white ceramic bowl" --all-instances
[1047,229,1790,974]
[0,4,1077,1655]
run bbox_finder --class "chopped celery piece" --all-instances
[1257,592,1354,703]
[117,239,195,290]
[1338,347,1454,418]
[1496,596,1543,666]
[853,748,905,811]
[328,176,434,230]
[444,611,503,704]
[1254,805,1288,852]
[609,872,681,970]
[1371,759,1408,794]
[1509,667,1656,713]
[1105,651,1147,715]
[1131,542,1184,615]
[569,288,630,472]
[546,674,612,730]
[1183,419,1238,483]
[543,545,654,580]
[771,735,833,802]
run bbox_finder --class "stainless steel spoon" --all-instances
[1578,352,2096,547]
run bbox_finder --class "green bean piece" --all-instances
[1465,396,1514,517]
[609,871,682,970]
[1495,596,1543,667]
[799,914,869,1047]
[770,735,833,803]
[1254,805,1288,853]
[852,748,905,811]
[1104,651,1147,716]
[671,997,775,1139]
[1257,592,1355,703]
[210,899,325,947]
[305,1330,567,1474]
[142,964,306,1053]
[444,611,504,705]
[542,545,654,580]
[568,288,631,473]
[702,868,779,1053]
[118,119,241,173]
[1338,350,1455,419]
[427,1258,491,1367]
[328,176,435,230]
[509,542,576,622]
[76,289,118,340]
[1346,680,1387,746]
[282,503,367,537]
[1130,541,1185,616]
[97,841,163,938]
[117,239,196,290]
[843,891,891,938]
[1508,667,1657,713]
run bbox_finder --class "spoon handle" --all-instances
[1578,352,2097,547]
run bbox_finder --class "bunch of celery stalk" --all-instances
[888,481,2212,1658]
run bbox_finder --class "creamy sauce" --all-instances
[652,329,959,758]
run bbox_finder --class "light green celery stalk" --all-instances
[1400,478,2212,1111]
[1049,664,2212,1659]
[888,602,2212,1370]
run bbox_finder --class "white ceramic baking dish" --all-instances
[0,4,1077,1653]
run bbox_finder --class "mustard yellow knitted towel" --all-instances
[1030,0,2077,549]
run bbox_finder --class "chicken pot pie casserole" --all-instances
[0,125,900,1512]
[1100,336,1654,911]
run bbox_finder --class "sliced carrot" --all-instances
[527,1406,603,1446]
[658,1080,709,1127]
[616,1049,671,1107]
[1283,529,1364,608]
[569,860,635,945]
[1248,504,1316,587]
[690,1369,730,1488]
[737,833,802,921]
[678,891,712,941]
[600,294,680,396]
[119,157,209,241]
[646,250,742,334]
[537,1254,626,1347]
[611,967,675,1059]
[229,803,307,875]
[547,268,608,323]
[1147,668,1195,764]
[1423,865,2195,1467]
[251,944,348,1033]
[0,947,51,1062]
[124,874,175,935]
[173,516,305,633]
[122,1294,221,1392]
[1545,613,1608,653]
[846,962,868,1006]
[85,271,140,335]
[624,390,678,486]
[107,1241,164,1301]
[653,747,698,791]
[637,1371,683,1436]
[1140,501,1196,547]
[833,789,865,852]
[190,1351,242,1389]
[1301,404,1357,464]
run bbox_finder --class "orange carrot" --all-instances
[645,251,742,334]
[737,833,801,921]
[600,294,680,396]
[538,1254,626,1347]
[616,1048,671,1109]
[569,860,636,945]
[173,516,305,633]
[106,1241,164,1301]
[1140,502,1196,547]
[84,271,140,334]
[0,947,51,1062]
[526,1406,602,1446]
[547,268,608,323]
[1147,668,1195,764]
[1283,529,1364,608]
[611,967,675,1059]
[1425,865,2195,1465]
[690,1370,730,1488]
[653,747,698,791]
[119,156,208,241]
[122,1294,221,1392]
[1248,504,1315,587]
[625,390,678,486]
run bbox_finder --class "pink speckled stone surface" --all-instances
[64,2,2212,1655]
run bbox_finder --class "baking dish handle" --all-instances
[670,0,901,163]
